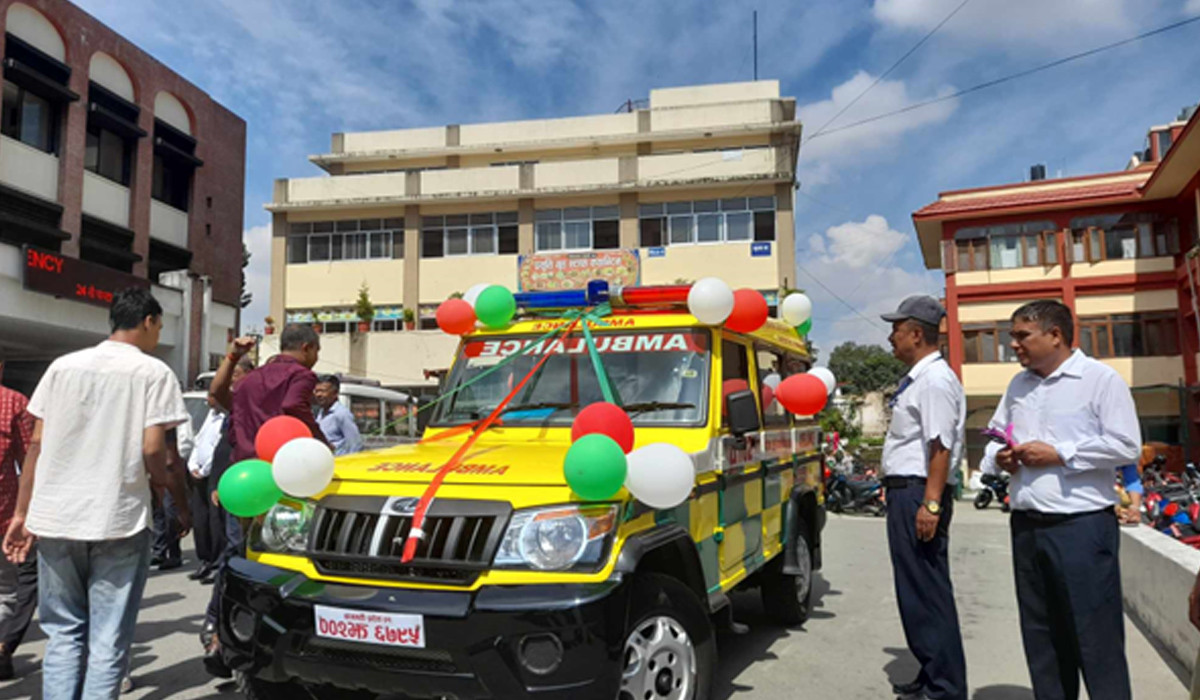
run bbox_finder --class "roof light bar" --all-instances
[511,280,692,311]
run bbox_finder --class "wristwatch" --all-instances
[923,499,942,515]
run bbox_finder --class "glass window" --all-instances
[639,203,664,217]
[1023,235,1039,266]
[1111,316,1136,357]
[592,205,619,220]
[640,218,664,247]
[1157,130,1173,159]
[957,244,971,272]
[308,235,331,262]
[748,196,775,211]
[535,209,562,222]
[422,229,444,258]
[754,211,775,242]
[1079,327,1093,356]
[1044,232,1058,265]
[369,231,390,259]
[593,219,619,249]
[1106,227,1137,260]
[666,202,692,216]
[563,207,590,221]
[287,237,308,264]
[445,228,469,256]
[336,220,359,232]
[563,220,590,249]
[343,233,367,260]
[693,200,719,213]
[152,153,191,211]
[990,236,1021,269]
[471,226,495,254]
[329,234,343,261]
[392,231,405,259]
[979,330,996,362]
[536,222,562,251]
[1137,223,1154,257]
[669,216,693,245]
[726,212,752,241]
[2,82,55,153]
[721,198,747,211]
[1089,228,1103,261]
[498,225,518,254]
[697,213,721,243]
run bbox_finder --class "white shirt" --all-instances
[188,408,226,478]
[982,349,1141,514]
[26,340,189,540]
[882,352,965,483]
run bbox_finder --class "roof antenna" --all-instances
[753,10,758,81]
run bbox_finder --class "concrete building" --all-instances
[0,0,245,395]
[265,81,800,390]
[913,106,1200,473]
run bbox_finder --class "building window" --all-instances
[638,196,774,248]
[534,206,620,253]
[422,211,517,258]
[85,123,132,184]
[1078,312,1179,358]
[962,322,1018,364]
[1,80,56,153]
[287,218,404,264]
[954,221,1056,272]
[1069,214,1179,262]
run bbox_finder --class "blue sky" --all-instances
[76,0,1200,355]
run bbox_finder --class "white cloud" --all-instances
[240,223,272,334]
[872,0,1131,47]
[801,215,940,349]
[1187,0,1200,15]
[797,71,957,186]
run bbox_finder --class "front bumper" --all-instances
[218,557,630,699]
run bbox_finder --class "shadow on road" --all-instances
[882,646,921,689]
[972,685,1034,699]
[713,572,839,699]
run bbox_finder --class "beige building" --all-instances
[264,81,801,389]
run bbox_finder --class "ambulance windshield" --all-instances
[431,329,710,427]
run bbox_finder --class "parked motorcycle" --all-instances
[825,468,886,516]
[974,472,1010,512]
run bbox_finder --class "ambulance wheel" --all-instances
[236,672,306,700]
[618,574,714,700]
[760,520,812,626]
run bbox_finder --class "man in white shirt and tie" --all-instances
[881,295,967,700]
[984,300,1138,700]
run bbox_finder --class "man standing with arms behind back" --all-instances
[2,288,192,700]
[881,295,967,700]
[984,300,1138,700]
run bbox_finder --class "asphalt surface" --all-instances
[0,505,1188,699]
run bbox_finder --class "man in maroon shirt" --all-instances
[0,355,34,680]
[202,323,329,678]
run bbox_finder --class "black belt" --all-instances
[1012,506,1114,524]
[883,476,927,489]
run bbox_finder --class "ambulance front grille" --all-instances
[307,496,511,586]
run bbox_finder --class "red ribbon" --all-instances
[400,317,581,563]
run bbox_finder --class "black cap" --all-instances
[881,295,945,326]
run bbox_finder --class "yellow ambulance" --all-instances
[219,285,827,700]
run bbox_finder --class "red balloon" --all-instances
[762,384,776,409]
[776,374,828,416]
[725,289,769,333]
[255,415,312,462]
[571,402,635,453]
[437,299,476,335]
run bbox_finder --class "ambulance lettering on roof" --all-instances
[466,331,707,359]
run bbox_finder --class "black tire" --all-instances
[760,519,812,626]
[974,490,992,510]
[236,672,311,700]
[619,574,714,700]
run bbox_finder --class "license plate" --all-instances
[313,604,425,648]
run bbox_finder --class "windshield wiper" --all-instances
[501,401,577,415]
[623,401,696,416]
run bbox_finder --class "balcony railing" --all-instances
[0,134,59,202]
[150,199,188,248]
[82,171,131,227]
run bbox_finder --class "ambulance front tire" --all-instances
[619,573,714,700]
[236,672,308,700]
[760,519,813,626]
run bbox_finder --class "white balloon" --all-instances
[762,372,782,390]
[687,277,735,325]
[272,437,336,498]
[809,367,837,394]
[625,443,695,509]
[781,293,813,326]
[463,283,490,308]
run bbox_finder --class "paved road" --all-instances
[0,506,1188,699]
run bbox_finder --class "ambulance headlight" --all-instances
[494,505,618,571]
[255,499,315,554]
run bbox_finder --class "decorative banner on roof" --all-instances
[518,249,639,292]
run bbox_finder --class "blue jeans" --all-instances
[205,511,243,627]
[38,529,151,700]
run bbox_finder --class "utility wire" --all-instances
[809,14,1200,141]
[796,263,886,331]
[807,0,973,140]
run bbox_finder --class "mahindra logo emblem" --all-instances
[386,497,420,515]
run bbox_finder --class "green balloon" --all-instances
[474,285,516,329]
[797,318,813,336]
[563,434,628,501]
[218,459,283,517]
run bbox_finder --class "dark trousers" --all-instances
[1012,509,1130,700]
[204,510,244,627]
[188,474,226,565]
[0,543,37,652]
[886,483,967,700]
[152,490,181,563]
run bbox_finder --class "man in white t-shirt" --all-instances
[1,287,192,700]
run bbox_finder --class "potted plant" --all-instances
[264,315,276,335]
[354,283,375,333]
[403,307,416,330]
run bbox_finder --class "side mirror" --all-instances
[726,390,761,436]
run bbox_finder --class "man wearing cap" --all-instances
[881,295,967,700]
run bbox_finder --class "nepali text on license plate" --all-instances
[313,604,425,648]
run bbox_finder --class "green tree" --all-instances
[354,282,375,324]
[240,243,252,308]
[827,341,906,395]
[818,403,861,445]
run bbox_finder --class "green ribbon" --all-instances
[574,305,621,406]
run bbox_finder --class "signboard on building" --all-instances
[751,241,772,257]
[647,247,666,258]
[518,249,640,291]
[22,246,150,309]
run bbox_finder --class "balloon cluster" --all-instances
[774,367,837,416]
[564,402,695,509]
[437,283,517,334]
[217,416,336,517]
[686,279,815,338]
